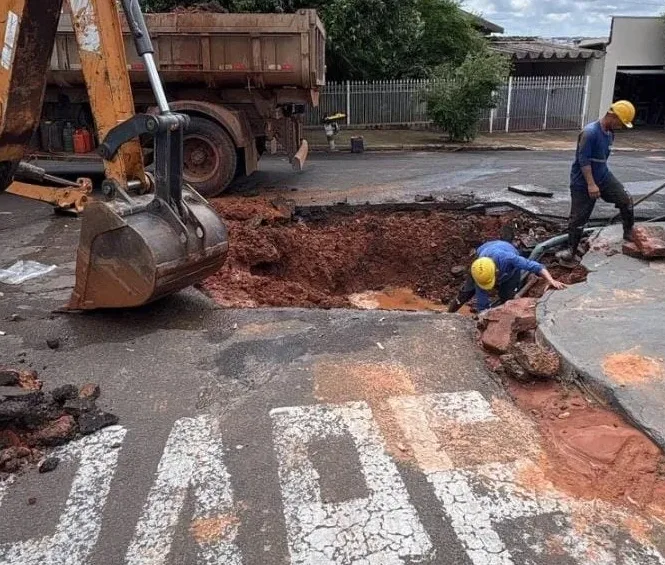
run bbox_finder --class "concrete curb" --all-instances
[311,144,535,153]
[310,144,665,154]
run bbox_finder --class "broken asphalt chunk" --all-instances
[507,184,554,198]
[38,457,59,474]
[0,369,20,386]
[78,411,119,435]
[63,398,96,417]
[51,384,79,404]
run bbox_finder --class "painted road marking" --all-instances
[0,426,126,565]
[390,392,665,565]
[389,391,496,472]
[125,414,242,565]
[271,401,433,564]
[1,393,663,564]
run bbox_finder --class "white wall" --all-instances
[597,17,665,118]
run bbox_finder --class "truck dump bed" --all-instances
[51,9,326,90]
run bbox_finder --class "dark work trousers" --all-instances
[448,270,522,313]
[568,173,634,253]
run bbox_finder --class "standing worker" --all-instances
[448,239,566,313]
[559,100,636,263]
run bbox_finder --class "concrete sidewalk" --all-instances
[538,223,665,448]
[307,128,665,153]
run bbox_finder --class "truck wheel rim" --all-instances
[183,135,220,183]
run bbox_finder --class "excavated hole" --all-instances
[203,197,566,310]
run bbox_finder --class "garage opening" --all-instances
[202,196,569,310]
[615,68,665,128]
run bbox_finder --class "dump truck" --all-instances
[1,0,229,310]
[41,9,326,197]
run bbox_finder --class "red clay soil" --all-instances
[203,196,559,308]
[507,379,665,517]
[523,263,589,299]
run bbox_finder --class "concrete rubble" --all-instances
[0,367,118,474]
[623,225,665,259]
[478,298,537,355]
[479,298,561,383]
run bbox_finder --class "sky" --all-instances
[463,0,663,37]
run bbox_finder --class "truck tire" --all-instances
[0,161,19,193]
[182,116,237,198]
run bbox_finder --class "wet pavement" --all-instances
[37,151,665,221]
[2,150,665,564]
[539,222,665,450]
[230,151,665,221]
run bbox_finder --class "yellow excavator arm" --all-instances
[0,0,229,310]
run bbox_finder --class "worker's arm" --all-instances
[539,268,567,290]
[475,287,491,312]
[511,256,567,291]
[578,132,600,199]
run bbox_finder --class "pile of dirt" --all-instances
[508,380,665,515]
[0,368,118,475]
[522,263,589,300]
[203,196,559,309]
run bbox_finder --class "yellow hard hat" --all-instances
[471,257,496,291]
[609,100,635,129]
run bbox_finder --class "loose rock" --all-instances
[39,457,59,474]
[63,398,96,417]
[480,298,537,354]
[78,411,119,435]
[52,384,79,404]
[511,342,561,379]
[0,368,20,386]
[622,242,643,259]
[28,415,76,447]
[632,225,665,258]
[79,383,101,400]
[499,354,531,383]
[46,339,60,350]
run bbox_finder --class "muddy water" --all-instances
[348,287,445,312]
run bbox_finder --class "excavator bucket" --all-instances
[69,188,228,309]
[62,0,230,310]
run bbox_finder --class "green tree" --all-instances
[426,49,510,141]
[416,0,485,70]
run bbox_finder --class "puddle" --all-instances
[348,287,445,312]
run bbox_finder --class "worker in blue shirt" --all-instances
[448,240,566,313]
[560,100,636,263]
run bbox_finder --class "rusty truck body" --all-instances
[42,9,326,196]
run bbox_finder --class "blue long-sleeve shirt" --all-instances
[475,240,544,311]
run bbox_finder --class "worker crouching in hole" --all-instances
[448,239,567,313]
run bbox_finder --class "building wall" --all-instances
[597,17,665,119]
[511,60,588,77]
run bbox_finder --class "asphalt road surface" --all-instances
[38,150,665,218]
[2,151,665,564]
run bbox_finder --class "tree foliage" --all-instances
[426,49,510,141]
[138,0,489,81]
